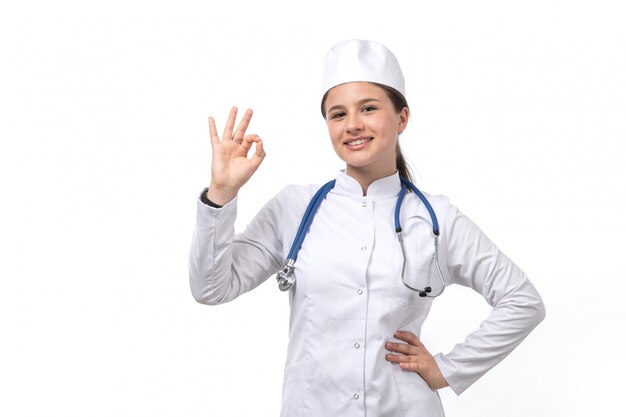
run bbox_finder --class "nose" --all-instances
[346,112,364,134]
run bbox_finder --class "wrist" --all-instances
[206,184,237,206]
[200,189,224,208]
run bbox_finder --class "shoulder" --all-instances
[259,182,321,219]
[276,183,320,202]
[421,192,490,256]
[273,183,320,206]
[239,183,322,243]
[421,192,466,230]
[420,192,453,211]
[405,190,469,240]
[406,188,457,220]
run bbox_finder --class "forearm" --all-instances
[189,194,239,305]
[435,274,545,394]
[438,203,546,394]
[189,188,287,305]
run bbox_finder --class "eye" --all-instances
[330,111,346,119]
[362,105,377,113]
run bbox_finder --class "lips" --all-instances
[345,137,373,146]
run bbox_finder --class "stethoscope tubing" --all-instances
[276,177,445,297]
[287,179,336,261]
[398,177,439,235]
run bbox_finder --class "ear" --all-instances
[397,107,410,134]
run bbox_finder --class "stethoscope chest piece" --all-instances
[276,259,296,291]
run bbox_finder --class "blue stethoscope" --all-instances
[276,177,446,297]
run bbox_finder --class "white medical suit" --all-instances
[189,171,545,416]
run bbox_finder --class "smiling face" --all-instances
[323,82,409,190]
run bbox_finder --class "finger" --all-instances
[385,353,424,372]
[232,108,253,141]
[385,353,423,370]
[399,362,422,372]
[385,341,418,355]
[222,106,238,141]
[386,353,416,364]
[386,352,412,363]
[385,352,401,363]
[394,330,421,346]
[254,138,266,157]
[250,138,266,168]
[239,134,259,151]
[208,117,220,146]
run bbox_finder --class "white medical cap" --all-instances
[322,39,405,98]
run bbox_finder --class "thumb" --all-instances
[250,138,266,169]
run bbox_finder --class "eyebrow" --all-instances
[326,98,383,115]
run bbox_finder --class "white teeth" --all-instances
[346,137,372,146]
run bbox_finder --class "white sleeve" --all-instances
[188,189,287,305]
[433,201,546,395]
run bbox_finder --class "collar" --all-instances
[331,170,402,200]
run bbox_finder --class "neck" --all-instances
[346,166,398,196]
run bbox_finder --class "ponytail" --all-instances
[379,84,414,183]
[395,143,413,183]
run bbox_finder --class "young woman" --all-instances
[190,39,545,416]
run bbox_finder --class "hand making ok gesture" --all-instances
[206,106,266,205]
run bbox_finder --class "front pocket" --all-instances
[393,367,446,416]
[280,361,313,417]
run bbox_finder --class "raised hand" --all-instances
[385,330,449,390]
[206,106,266,205]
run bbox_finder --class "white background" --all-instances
[1,0,625,416]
